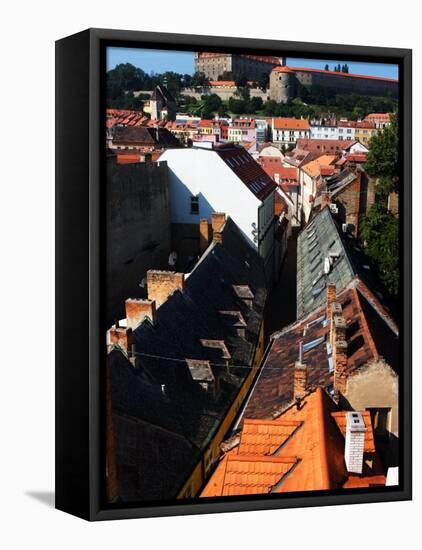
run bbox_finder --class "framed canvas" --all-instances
[55,28,412,521]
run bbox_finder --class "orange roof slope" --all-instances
[238,419,301,455]
[302,154,337,177]
[273,117,310,131]
[200,388,385,498]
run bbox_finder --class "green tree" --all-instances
[360,203,399,296]
[364,115,399,199]
[201,93,223,117]
[191,71,209,87]
[228,97,247,115]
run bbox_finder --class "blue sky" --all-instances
[107,47,399,80]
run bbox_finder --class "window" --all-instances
[190,195,199,215]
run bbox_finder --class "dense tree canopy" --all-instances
[364,115,399,198]
[359,117,399,297]
[360,203,399,296]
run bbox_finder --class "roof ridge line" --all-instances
[351,285,380,361]
[315,388,332,490]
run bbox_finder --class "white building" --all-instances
[310,122,339,140]
[338,121,356,141]
[271,117,310,148]
[159,144,277,281]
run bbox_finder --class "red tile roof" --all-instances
[272,65,398,84]
[346,154,367,163]
[273,117,310,131]
[257,157,298,184]
[296,139,356,153]
[241,278,398,421]
[201,388,385,497]
[215,144,276,201]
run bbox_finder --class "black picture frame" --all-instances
[55,28,412,521]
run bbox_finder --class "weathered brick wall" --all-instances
[335,173,361,236]
[106,158,171,323]
[147,270,184,308]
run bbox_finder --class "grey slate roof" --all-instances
[296,206,355,318]
[112,125,180,147]
[108,216,267,502]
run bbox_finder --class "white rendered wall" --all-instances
[160,148,262,246]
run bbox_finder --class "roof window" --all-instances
[303,336,325,353]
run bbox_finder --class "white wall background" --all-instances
[0,1,419,548]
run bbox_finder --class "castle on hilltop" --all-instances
[193,53,398,103]
[269,65,398,102]
[194,52,285,80]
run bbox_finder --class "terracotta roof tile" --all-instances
[201,388,386,497]
[273,117,310,131]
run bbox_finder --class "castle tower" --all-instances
[269,66,296,103]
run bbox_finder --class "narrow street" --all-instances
[264,229,299,342]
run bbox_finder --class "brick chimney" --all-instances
[333,339,348,396]
[213,230,223,245]
[321,191,332,209]
[199,219,210,253]
[108,326,133,353]
[147,270,185,308]
[125,298,156,329]
[211,212,226,236]
[294,358,307,400]
[344,411,366,474]
[326,283,337,319]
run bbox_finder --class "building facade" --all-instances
[195,52,285,80]
[106,157,171,323]
[271,117,311,148]
[270,65,398,103]
[159,144,278,282]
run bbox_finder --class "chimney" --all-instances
[211,212,226,236]
[125,298,156,329]
[147,270,184,308]
[321,191,332,209]
[199,219,210,253]
[213,230,223,245]
[329,303,343,347]
[274,173,280,184]
[294,341,307,400]
[344,411,366,474]
[333,339,348,396]
[108,326,133,353]
[326,283,336,318]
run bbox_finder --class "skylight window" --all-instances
[308,241,318,253]
[312,286,324,298]
[312,271,323,286]
[303,336,325,353]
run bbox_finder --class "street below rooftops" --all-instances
[264,229,299,342]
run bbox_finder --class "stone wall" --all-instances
[106,158,171,323]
